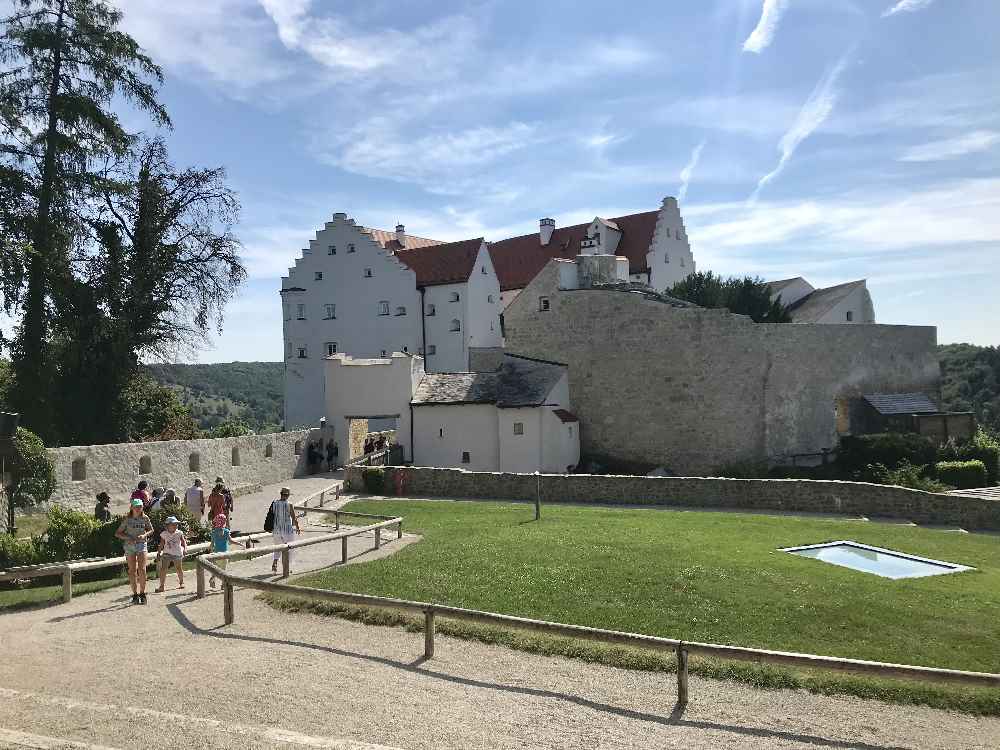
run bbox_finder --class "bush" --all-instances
[362,468,385,494]
[41,506,106,561]
[147,504,209,551]
[938,429,1000,485]
[865,461,953,493]
[838,433,937,475]
[935,460,987,490]
[9,427,55,509]
[0,533,47,570]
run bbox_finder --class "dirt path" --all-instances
[2,508,998,750]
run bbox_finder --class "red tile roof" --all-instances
[487,210,659,291]
[395,238,485,287]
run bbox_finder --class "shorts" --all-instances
[160,553,182,563]
[124,542,146,556]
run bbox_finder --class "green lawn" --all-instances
[279,499,1000,712]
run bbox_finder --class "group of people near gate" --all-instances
[98,476,301,605]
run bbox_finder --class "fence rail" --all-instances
[196,512,1000,705]
[0,482,341,603]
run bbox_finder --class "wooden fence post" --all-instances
[676,646,689,706]
[535,472,541,521]
[424,608,435,659]
[319,490,325,507]
[281,548,290,578]
[223,581,234,625]
[341,536,348,564]
[197,563,206,599]
[61,568,72,603]
[375,527,381,550]
[334,511,340,531]
[397,520,403,540]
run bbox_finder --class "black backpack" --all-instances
[263,501,275,533]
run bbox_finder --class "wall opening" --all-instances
[231,446,241,466]
[189,452,200,472]
[139,455,152,475]
[294,440,303,456]
[71,458,86,481]
[265,443,274,458]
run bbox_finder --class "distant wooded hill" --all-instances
[145,361,284,433]
[938,343,1000,435]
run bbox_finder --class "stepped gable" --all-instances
[394,237,485,287]
[487,210,659,291]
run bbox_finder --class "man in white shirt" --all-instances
[185,478,205,521]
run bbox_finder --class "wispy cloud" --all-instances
[678,140,706,202]
[898,130,1000,162]
[748,53,851,204]
[742,0,790,54]
[882,0,936,18]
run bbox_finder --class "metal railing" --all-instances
[195,509,1000,705]
[0,482,340,603]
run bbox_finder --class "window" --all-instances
[490,321,494,331]
[487,294,494,303]
[296,303,306,320]
[231,446,241,466]
[539,296,550,312]
[481,266,487,274]
[380,349,388,357]
[395,306,407,316]
[189,452,200,472]
[324,304,336,319]
[403,346,408,353]
[378,300,390,316]
[325,342,338,356]
[328,245,336,255]
[426,344,437,355]
[297,347,308,358]
[364,268,373,278]
[139,455,152,475]
[265,443,273,459]
[283,303,291,320]
[461,451,470,464]
[315,271,323,281]
[664,253,670,264]
[439,428,444,438]
[71,458,86,481]
[449,291,460,302]
[449,319,461,332]
[426,303,436,316]
[513,422,524,435]
[666,227,671,238]
[846,311,854,322]
[347,243,355,253]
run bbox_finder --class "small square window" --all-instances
[324,304,336,319]
[439,428,444,438]
[426,303,436,316]
[490,321,494,331]
[328,245,336,255]
[539,297,550,312]
[347,244,355,253]
[513,422,524,435]
[296,303,306,319]
[364,268,373,278]
[664,253,670,264]
[297,347,308,359]
[846,311,853,322]
[481,266,487,274]
[461,451,470,464]
[380,350,388,357]
[395,306,407,316]
[378,301,389,316]
[449,292,460,302]
[315,271,323,281]
[326,342,337,356]
[426,344,437,355]
[487,294,494,303]
[449,319,461,332]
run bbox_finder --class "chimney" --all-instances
[395,223,405,247]
[539,217,555,246]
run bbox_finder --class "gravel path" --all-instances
[1,481,998,749]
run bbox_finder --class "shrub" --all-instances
[8,427,55,509]
[935,460,987,490]
[0,533,47,570]
[865,461,952,493]
[838,433,937,475]
[147,504,209,551]
[42,506,105,561]
[361,468,385,495]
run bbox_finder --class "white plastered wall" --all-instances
[646,197,696,292]
[813,284,876,324]
[412,404,499,470]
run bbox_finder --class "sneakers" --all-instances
[131,594,140,605]
[139,592,148,604]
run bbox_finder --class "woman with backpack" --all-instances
[115,498,153,604]
[265,487,301,574]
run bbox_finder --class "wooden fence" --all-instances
[196,508,1000,706]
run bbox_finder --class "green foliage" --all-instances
[936,428,1000,485]
[0,532,46,569]
[41,506,104,561]
[209,419,253,438]
[9,427,55,508]
[668,271,791,322]
[939,343,1000,436]
[866,461,953,493]
[362,468,386,494]
[122,374,200,442]
[147,504,209,548]
[935,460,987,490]
[838,432,938,475]
[145,362,284,432]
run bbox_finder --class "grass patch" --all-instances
[13,512,49,538]
[264,499,1000,714]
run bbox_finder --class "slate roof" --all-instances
[786,280,866,323]
[412,354,567,407]
[864,393,939,415]
[395,238,485,287]
[765,277,807,293]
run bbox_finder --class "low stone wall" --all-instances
[48,429,319,512]
[345,466,1000,531]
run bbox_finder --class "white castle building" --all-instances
[281,197,696,428]
[766,278,876,324]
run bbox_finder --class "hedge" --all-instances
[838,433,937,474]
[935,460,987,490]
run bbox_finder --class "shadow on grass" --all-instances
[165,601,909,750]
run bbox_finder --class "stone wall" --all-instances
[345,466,1000,531]
[47,430,317,512]
[501,261,939,474]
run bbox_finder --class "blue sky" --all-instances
[109,0,999,361]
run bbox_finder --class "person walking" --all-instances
[154,516,187,593]
[326,439,336,472]
[185,479,205,520]
[206,482,228,527]
[269,487,301,574]
[208,513,244,589]
[94,492,112,523]
[147,487,165,512]
[215,476,234,521]
[115,499,153,604]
